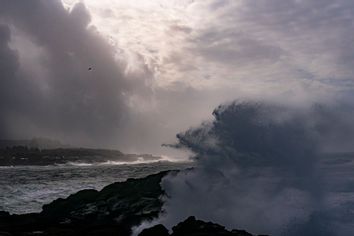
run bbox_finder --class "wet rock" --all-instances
[0,172,268,236]
[0,211,10,218]
[139,216,268,236]
[0,171,170,236]
[172,216,231,236]
[139,224,169,236]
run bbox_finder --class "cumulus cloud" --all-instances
[159,102,354,235]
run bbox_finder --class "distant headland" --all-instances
[0,138,161,166]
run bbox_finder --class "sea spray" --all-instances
[155,102,354,235]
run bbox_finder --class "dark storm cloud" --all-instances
[159,102,354,235]
[0,24,21,137]
[0,0,135,146]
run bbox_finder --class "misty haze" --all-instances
[1,1,354,236]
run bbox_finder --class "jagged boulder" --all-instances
[139,216,267,236]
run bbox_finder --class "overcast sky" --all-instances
[1,0,354,156]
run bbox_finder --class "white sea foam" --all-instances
[66,162,94,167]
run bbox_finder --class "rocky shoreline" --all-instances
[0,171,266,236]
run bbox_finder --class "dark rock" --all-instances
[172,216,229,235]
[40,171,169,227]
[0,171,170,236]
[139,216,267,236]
[171,216,239,236]
[139,224,169,236]
[0,211,10,218]
[0,231,11,236]
[0,172,268,236]
[41,189,99,220]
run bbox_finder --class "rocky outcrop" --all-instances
[138,216,267,236]
[0,171,169,236]
[139,224,169,236]
[0,172,267,236]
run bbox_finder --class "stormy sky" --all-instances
[1,0,354,156]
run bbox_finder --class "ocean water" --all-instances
[2,153,354,219]
[0,161,192,214]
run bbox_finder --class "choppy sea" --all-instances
[0,161,192,214]
[2,153,354,218]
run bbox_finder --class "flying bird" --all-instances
[88,67,93,71]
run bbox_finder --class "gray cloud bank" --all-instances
[160,102,354,235]
[2,0,354,156]
[0,0,131,147]
[0,0,238,154]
